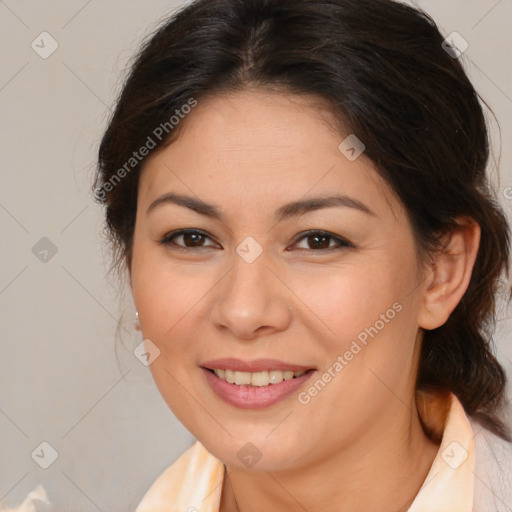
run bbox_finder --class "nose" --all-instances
[210,248,292,340]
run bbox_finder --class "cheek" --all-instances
[130,240,213,354]
[133,268,210,347]
[289,257,418,385]
[289,262,402,344]
[130,253,217,432]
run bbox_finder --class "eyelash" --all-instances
[158,229,353,253]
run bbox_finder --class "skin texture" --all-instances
[129,88,480,511]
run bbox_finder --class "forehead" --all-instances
[138,89,401,221]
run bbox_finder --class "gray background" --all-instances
[0,1,511,510]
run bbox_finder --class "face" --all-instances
[130,88,427,471]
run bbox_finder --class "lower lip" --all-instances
[201,367,316,409]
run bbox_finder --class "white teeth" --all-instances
[225,369,235,384]
[269,370,283,384]
[234,371,252,385]
[251,371,269,387]
[212,369,306,386]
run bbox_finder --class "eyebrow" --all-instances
[146,192,376,221]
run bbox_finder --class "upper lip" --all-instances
[200,358,316,373]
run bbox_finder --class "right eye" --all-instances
[159,229,219,251]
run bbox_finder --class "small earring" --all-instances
[134,311,141,331]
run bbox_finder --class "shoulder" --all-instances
[468,415,512,512]
[135,441,224,512]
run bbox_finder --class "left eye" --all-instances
[159,229,353,252]
[293,230,353,251]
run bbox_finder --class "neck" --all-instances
[220,395,440,512]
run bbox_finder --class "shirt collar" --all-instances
[407,391,475,512]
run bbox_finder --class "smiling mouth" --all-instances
[205,368,315,387]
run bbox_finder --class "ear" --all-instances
[417,216,481,330]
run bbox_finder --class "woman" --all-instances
[94,0,512,510]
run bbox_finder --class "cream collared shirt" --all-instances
[135,392,512,512]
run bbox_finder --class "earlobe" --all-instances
[417,217,481,330]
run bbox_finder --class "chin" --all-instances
[200,430,311,472]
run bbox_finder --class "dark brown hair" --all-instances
[94,0,512,440]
